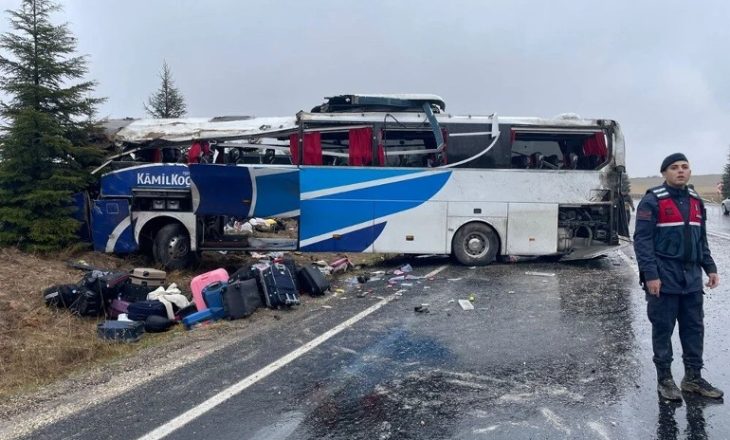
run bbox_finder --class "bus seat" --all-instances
[511,155,529,168]
[529,152,544,168]
[544,154,560,169]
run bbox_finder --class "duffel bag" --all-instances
[43,284,82,309]
[70,287,105,317]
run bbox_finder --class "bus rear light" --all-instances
[166,200,180,210]
[152,200,165,210]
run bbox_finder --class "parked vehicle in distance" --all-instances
[722,198,730,215]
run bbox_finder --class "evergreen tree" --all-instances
[0,0,105,251]
[722,146,730,200]
[144,61,187,118]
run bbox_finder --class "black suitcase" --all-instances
[229,266,256,283]
[279,256,300,292]
[144,315,175,333]
[297,266,330,296]
[127,300,167,321]
[224,278,263,319]
[97,320,144,343]
[82,270,130,300]
[120,282,155,303]
[257,263,300,308]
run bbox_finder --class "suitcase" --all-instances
[107,298,130,319]
[297,266,330,296]
[127,300,167,322]
[175,303,198,321]
[224,278,263,319]
[130,268,167,287]
[275,256,300,292]
[229,266,255,283]
[182,307,225,329]
[257,263,300,308]
[120,282,155,303]
[82,270,130,300]
[97,320,144,343]
[202,282,227,320]
[190,268,229,312]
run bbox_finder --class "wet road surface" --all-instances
[20,208,730,440]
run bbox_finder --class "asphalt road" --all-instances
[19,207,730,440]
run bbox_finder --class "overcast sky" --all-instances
[1,0,728,177]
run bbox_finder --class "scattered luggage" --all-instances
[97,320,144,343]
[107,298,131,319]
[190,268,229,312]
[144,315,175,333]
[224,278,263,319]
[82,270,129,300]
[298,266,330,296]
[127,300,167,322]
[130,268,166,288]
[182,308,221,329]
[229,266,255,283]
[71,287,105,317]
[175,303,198,321]
[257,263,300,308]
[120,282,154,303]
[43,284,82,309]
[202,282,227,320]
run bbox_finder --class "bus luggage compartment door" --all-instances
[506,203,558,255]
[190,164,299,218]
[91,199,136,253]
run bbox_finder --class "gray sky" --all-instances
[1,0,728,177]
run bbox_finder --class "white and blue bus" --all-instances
[87,94,630,269]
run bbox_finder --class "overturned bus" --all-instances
[85,94,631,269]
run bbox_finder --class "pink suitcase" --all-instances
[190,268,229,312]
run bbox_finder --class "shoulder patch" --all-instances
[636,208,654,221]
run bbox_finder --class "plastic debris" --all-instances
[458,299,475,310]
[525,271,556,277]
[371,271,386,275]
[400,264,413,273]
[468,294,476,302]
[414,304,430,313]
[389,275,405,282]
[401,283,414,287]
[447,278,462,282]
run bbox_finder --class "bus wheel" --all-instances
[154,223,195,270]
[452,223,499,266]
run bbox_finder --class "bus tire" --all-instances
[154,223,195,270]
[452,222,499,266]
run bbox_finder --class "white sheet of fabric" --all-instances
[147,283,191,320]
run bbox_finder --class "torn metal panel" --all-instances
[114,116,296,145]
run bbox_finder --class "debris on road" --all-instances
[458,299,475,310]
[525,271,556,277]
[414,304,430,313]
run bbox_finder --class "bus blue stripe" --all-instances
[300,168,423,193]
[300,172,450,240]
[300,222,386,252]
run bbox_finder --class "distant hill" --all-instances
[630,174,722,202]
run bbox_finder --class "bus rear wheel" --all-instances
[452,222,499,266]
[154,223,195,270]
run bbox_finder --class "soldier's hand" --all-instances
[706,273,720,289]
[646,279,661,296]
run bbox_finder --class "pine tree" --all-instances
[144,61,187,118]
[0,0,105,251]
[722,146,730,200]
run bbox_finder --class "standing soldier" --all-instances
[633,153,722,402]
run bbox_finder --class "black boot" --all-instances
[657,368,683,402]
[681,369,724,399]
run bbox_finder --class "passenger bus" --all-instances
[86,94,630,269]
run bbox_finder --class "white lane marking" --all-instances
[138,264,448,440]
[707,230,730,241]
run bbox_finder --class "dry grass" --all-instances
[0,246,383,400]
